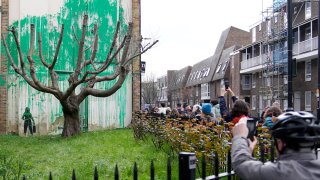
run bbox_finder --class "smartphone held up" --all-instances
[224,80,229,90]
[246,118,258,141]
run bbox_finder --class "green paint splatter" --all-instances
[6,0,130,128]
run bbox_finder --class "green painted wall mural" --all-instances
[5,0,133,135]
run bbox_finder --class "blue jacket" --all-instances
[263,116,274,129]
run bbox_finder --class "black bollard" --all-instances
[179,152,197,180]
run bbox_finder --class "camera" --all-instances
[246,118,258,141]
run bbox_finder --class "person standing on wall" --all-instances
[22,107,34,136]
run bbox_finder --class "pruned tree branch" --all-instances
[77,66,129,103]
[11,27,27,76]
[49,24,64,90]
[72,25,80,44]
[2,14,158,105]
[37,32,50,68]
[73,14,88,81]
[123,39,159,67]
[89,24,98,71]
[51,24,64,69]
[27,24,60,95]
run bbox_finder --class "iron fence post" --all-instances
[202,153,206,179]
[179,152,197,180]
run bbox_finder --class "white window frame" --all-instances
[242,52,247,61]
[222,60,229,71]
[283,75,288,85]
[231,56,234,69]
[283,100,288,111]
[203,67,210,77]
[252,95,256,110]
[195,86,199,96]
[259,24,261,31]
[294,91,301,111]
[201,83,210,100]
[267,20,271,36]
[267,100,271,107]
[305,91,311,111]
[284,12,287,28]
[294,7,297,14]
[305,60,311,81]
[216,64,222,73]
[305,1,311,20]
[266,77,271,87]
[252,27,256,43]
[252,74,256,88]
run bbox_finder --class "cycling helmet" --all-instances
[271,111,320,143]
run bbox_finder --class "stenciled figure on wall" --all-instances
[22,107,35,136]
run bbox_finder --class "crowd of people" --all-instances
[145,87,281,129]
[144,87,320,180]
[145,87,291,135]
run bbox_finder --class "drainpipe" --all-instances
[287,0,293,111]
[317,0,320,122]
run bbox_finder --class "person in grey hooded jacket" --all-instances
[231,111,320,180]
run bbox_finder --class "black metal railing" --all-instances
[23,159,165,180]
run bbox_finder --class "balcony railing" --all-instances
[241,36,319,71]
[241,54,269,70]
[293,36,318,55]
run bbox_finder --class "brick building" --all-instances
[236,0,319,117]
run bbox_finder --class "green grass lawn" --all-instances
[0,128,178,179]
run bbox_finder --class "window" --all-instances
[305,26,311,40]
[294,91,301,111]
[222,61,229,71]
[216,64,222,73]
[259,95,263,114]
[293,59,297,77]
[201,83,210,100]
[305,91,311,111]
[283,75,288,84]
[305,1,311,20]
[241,75,251,90]
[305,60,311,81]
[252,74,256,88]
[294,7,297,14]
[283,100,288,111]
[266,77,271,87]
[267,20,271,36]
[203,67,210,77]
[231,56,234,69]
[195,87,199,96]
[274,15,278,23]
[196,71,202,79]
[242,52,247,61]
[259,24,261,31]
[284,12,287,28]
[252,27,256,43]
[252,95,256,110]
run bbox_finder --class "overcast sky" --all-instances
[141,0,273,78]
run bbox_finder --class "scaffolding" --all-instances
[259,0,288,109]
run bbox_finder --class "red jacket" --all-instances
[232,115,248,124]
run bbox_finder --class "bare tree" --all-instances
[2,15,158,137]
[141,73,158,108]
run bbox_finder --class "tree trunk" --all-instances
[61,97,81,137]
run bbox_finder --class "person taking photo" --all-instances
[231,111,320,180]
